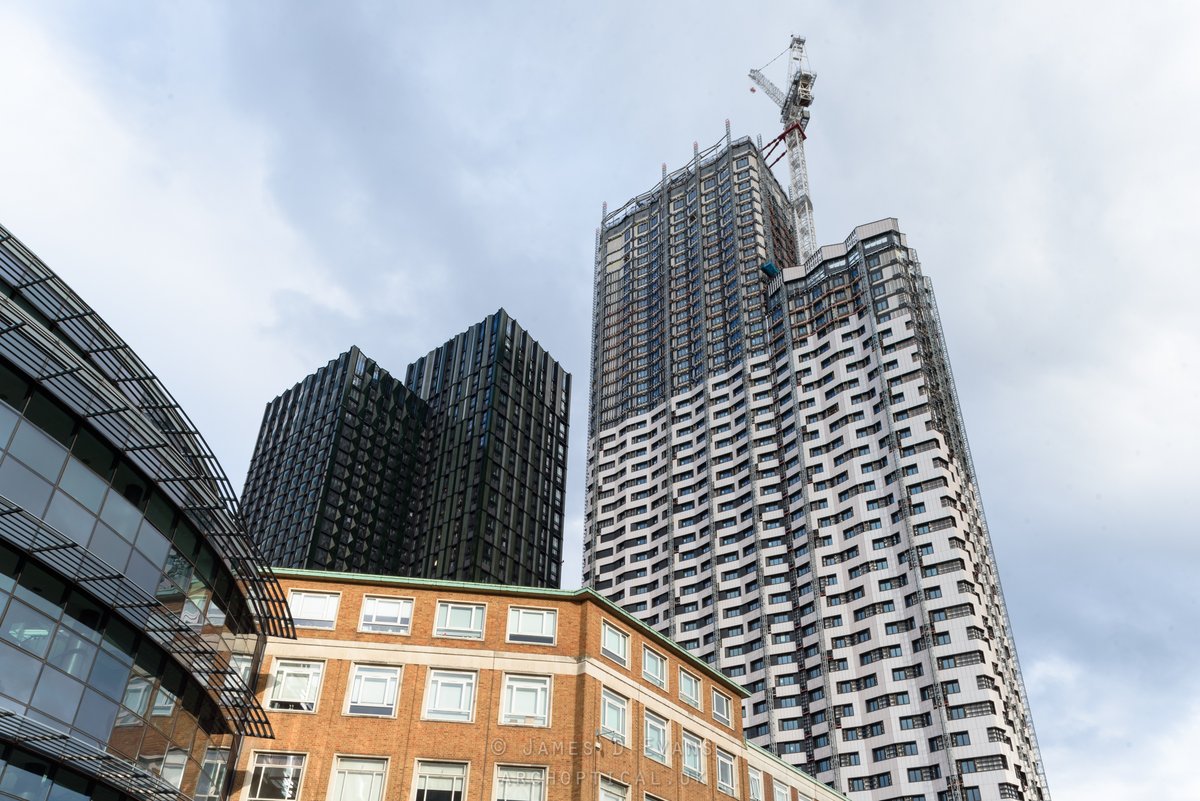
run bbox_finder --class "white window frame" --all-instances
[682,731,705,781]
[773,781,791,801]
[599,688,628,745]
[359,595,414,635]
[748,768,764,801]
[506,606,558,645]
[598,776,628,801]
[493,765,547,801]
[329,756,388,801]
[194,747,229,801]
[423,669,478,722]
[160,749,188,789]
[434,601,487,640]
[642,646,668,689]
[345,664,402,717]
[716,750,737,796]
[500,674,551,727]
[248,752,307,801]
[712,689,733,726]
[679,669,702,709]
[643,710,669,764]
[118,676,152,724]
[229,654,254,688]
[151,686,176,717]
[601,621,629,666]
[288,590,340,629]
[268,660,324,713]
[413,760,468,801]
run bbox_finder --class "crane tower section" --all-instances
[749,36,818,262]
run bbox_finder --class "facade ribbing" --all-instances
[244,309,570,588]
[584,136,1048,801]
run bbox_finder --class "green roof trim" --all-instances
[746,741,854,801]
[270,566,750,698]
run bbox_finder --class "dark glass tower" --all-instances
[0,223,292,801]
[243,309,570,587]
[406,309,570,587]
[241,348,427,575]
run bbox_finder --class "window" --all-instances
[194,747,230,801]
[682,732,704,780]
[152,686,177,717]
[772,781,791,801]
[346,665,401,717]
[424,670,477,722]
[601,621,629,666]
[679,669,702,708]
[644,711,669,763]
[331,757,387,801]
[711,690,732,726]
[435,602,486,639]
[360,596,413,634]
[716,750,737,795]
[161,750,187,789]
[599,777,628,801]
[414,761,467,801]
[495,766,546,801]
[501,675,551,726]
[600,689,628,744]
[642,647,667,688]
[288,590,339,629]
[248,753,305,801]
[748,769,764,801]
[507,607,557,645]
[268,660,323,712]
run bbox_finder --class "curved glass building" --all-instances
[0,224,293,801]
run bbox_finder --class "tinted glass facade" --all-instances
[0,223,292,801]
[244,309,570,587]
[407,309,570,587]
[243,348,426,574]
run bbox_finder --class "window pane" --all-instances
[332,757,386,801]
[415,761,466,801]
[426,671,476,721]
[289,592,338,629]
[361,597,412,634]
[642,648,666,687]
[349,665,400,716]
[599,778,627,801]
[496,767,545,801]
[600,690,626,744]
[270,661,322,711]
[507,608,556,644]
[250,753,305,801]
[680,671,701,707]
[601,623,628,664]
[437,603,485,638]
[502,675,549,725]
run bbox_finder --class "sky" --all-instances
[1,2,1197,799]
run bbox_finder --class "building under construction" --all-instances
[584,37,1050,801]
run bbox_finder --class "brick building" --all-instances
[230,571,849,801]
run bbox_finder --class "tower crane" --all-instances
[749,36,818,262]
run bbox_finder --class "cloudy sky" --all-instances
[1,2,1197,799]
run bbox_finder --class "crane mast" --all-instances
[749,36,818,262]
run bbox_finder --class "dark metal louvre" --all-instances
[0,225,293,638]
[0,500,275,739]
[0,711,189,801]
